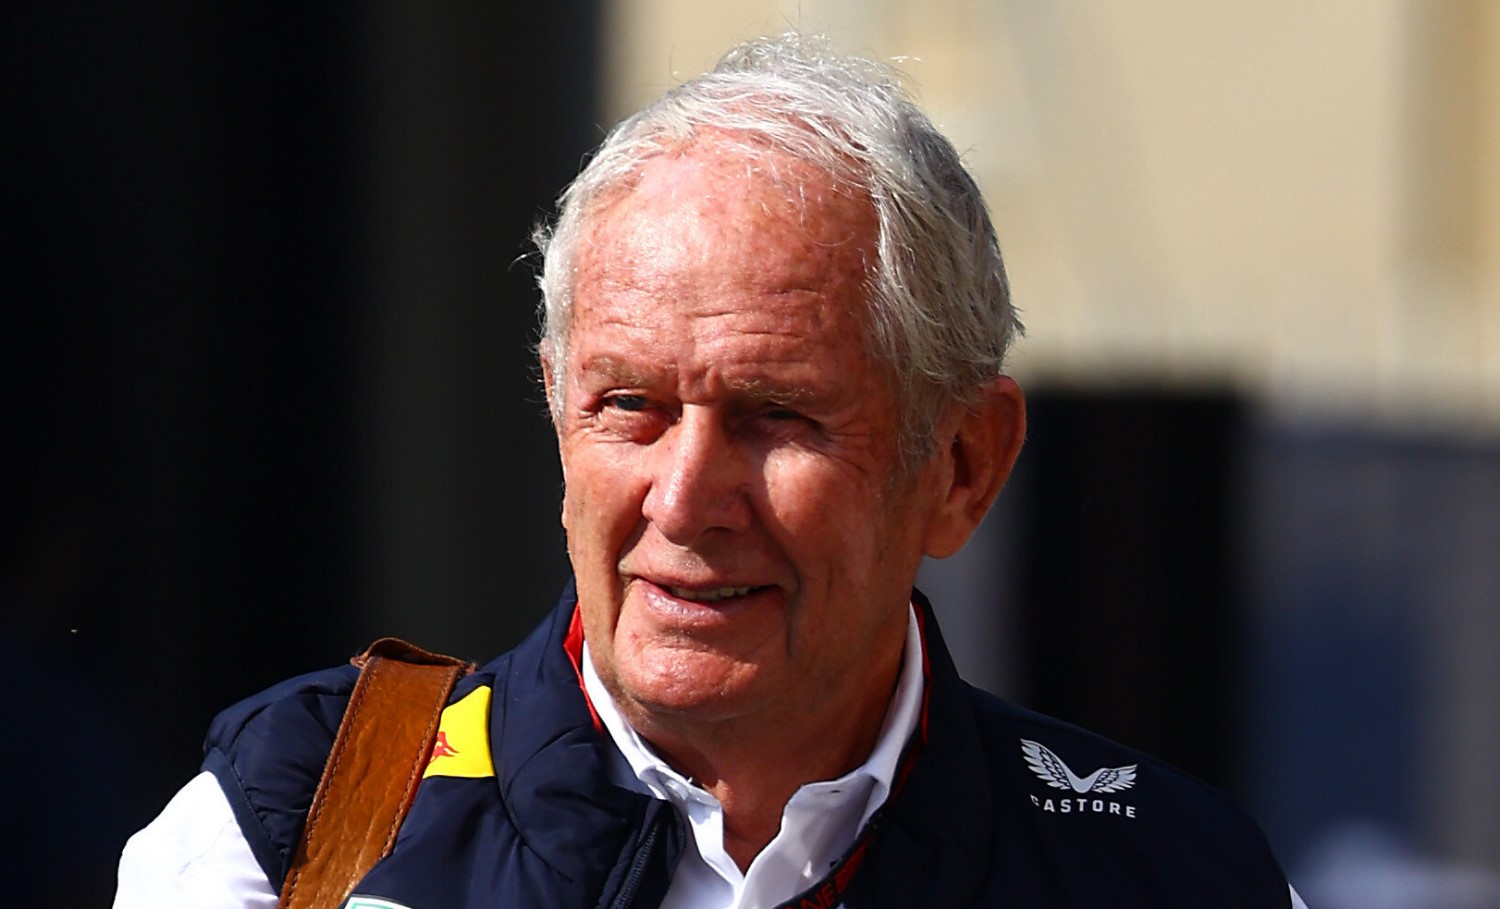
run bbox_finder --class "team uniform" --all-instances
[117,584,1301,908]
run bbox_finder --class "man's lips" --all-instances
[626,579,787,640]
[661,584,763,603]
[632,577,778,609]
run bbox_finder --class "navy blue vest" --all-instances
[204,585,1292,907]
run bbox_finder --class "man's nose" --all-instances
[641,408,750,543]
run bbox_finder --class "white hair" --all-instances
[534,32,1021,468]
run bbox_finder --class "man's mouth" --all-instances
[665,585,766,603]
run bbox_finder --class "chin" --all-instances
[616,651,764,722]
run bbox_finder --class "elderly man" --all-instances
[117,33,1304,909]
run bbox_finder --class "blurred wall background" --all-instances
[6,1,1497,905]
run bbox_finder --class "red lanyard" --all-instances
[767,725,925,909]
[770,607,933,909]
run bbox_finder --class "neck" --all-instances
[627,648,902,871]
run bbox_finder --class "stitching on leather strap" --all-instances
[278,640,472,909]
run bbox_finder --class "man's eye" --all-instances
[605,394,649,412]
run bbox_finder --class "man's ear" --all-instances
[922,376,1026,559]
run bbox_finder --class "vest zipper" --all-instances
[610,807,668,909]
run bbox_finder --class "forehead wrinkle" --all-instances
[576,341,843,410]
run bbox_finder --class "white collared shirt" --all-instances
[582,605,925,909]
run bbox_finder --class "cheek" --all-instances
[559,450,601,564]
[562,448,649,549]
[559,471,588,544]
[770,459,926,582]
[763,458,875,564]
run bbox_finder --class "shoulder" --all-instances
[205,663,363,779]
[201,656,509,891]
[200,663,361,890]
[969,690,1235,809]
[964,687,1291,903]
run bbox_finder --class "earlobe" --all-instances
[922,376,1026,558]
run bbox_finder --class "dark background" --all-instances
[5,4,596,902]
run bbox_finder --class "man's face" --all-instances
[552,143,952,743]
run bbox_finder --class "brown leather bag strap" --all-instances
[278,637,474,909]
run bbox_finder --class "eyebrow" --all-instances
[576,354,825,407]
[731,377,821,407]
[575,354,659,388]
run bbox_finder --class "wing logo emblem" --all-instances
[1021,738,1138,794]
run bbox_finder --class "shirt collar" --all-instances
[581,603,926,825]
